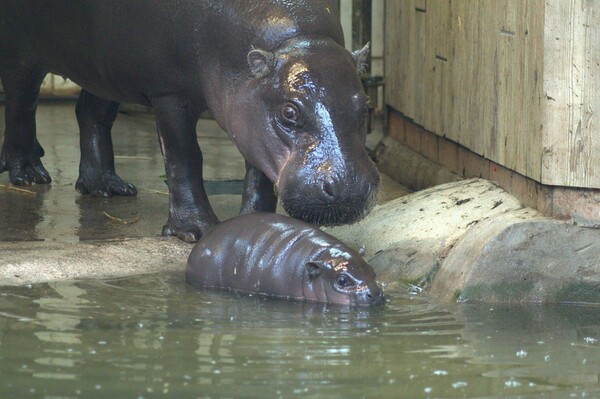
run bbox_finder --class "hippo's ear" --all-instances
[248,48,274,78]
[305,261,332,282]
[352,42,370,75]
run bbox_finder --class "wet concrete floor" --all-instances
[0,102,395,244]
[0,102,249,243]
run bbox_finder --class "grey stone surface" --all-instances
[327,178,523,287]
[429,211,600,303]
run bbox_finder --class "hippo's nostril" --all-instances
[322,180,336,199]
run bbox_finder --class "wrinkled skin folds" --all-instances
[186,213,385,306]
[0,1,380,242]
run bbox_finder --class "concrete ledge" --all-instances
[375,135,462,191]
[0,237,190,286]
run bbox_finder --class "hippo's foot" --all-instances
[75,173,137,197]
[162,217,218,243]
[162,224,200,243]
[0,150,52,186]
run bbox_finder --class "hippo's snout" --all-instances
[354,284,385,306]
[356,289,385,306]
[279,166,380,227]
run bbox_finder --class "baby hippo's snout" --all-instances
[354,283,385,306]
[314,249,385,307]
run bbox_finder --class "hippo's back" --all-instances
[0,0,345,105]
[186,213,335,297]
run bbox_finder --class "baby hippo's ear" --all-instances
[305,261,332,282]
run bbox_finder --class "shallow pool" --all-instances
[0,273,598,398]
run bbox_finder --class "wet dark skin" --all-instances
[187,212,385,306]
[0,1,379,242]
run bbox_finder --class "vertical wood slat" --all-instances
[384,1,403,113]
[413,0,428,125]
[426,0,452,138]
[452,1,480,149]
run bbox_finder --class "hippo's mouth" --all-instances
[280,183,378,226]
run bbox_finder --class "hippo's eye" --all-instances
[336,274,354,288]
[280,103,300,126]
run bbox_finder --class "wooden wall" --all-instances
[385,0,600,189]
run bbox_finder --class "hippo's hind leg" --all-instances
[74,89,136,197]
[153,96,219,242]
[0,67,52,186]
[240,161,277,214]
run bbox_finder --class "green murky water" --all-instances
[0,273,599,398]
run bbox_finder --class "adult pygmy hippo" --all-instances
[0,1,380,242]
[186,213,385,306]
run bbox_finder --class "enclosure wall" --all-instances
[385,0,600,189]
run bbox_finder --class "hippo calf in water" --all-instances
[0,1,379,242]
[186,213,385,306]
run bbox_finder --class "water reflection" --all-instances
[455,304,600,394]
[0,274,599,398]
[0,185,47,241]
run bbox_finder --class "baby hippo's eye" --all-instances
[336,273,355,288]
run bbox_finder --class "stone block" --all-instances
[327,178,523,288]
[429,209,600,303]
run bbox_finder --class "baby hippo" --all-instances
[186,212,385,306]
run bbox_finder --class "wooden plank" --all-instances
[543,0,600,187]
[481,1,495,157]
[521,0,544,182]
[450,0,480,146]
[495,0,519,167]
[383,0,398,110]
[425,0,453,136]
[384,0,405,113]
[405,0,428,123]
[421,0,439,131]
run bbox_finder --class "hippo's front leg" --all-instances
[239,161,277,214]
[153,96,219,242]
